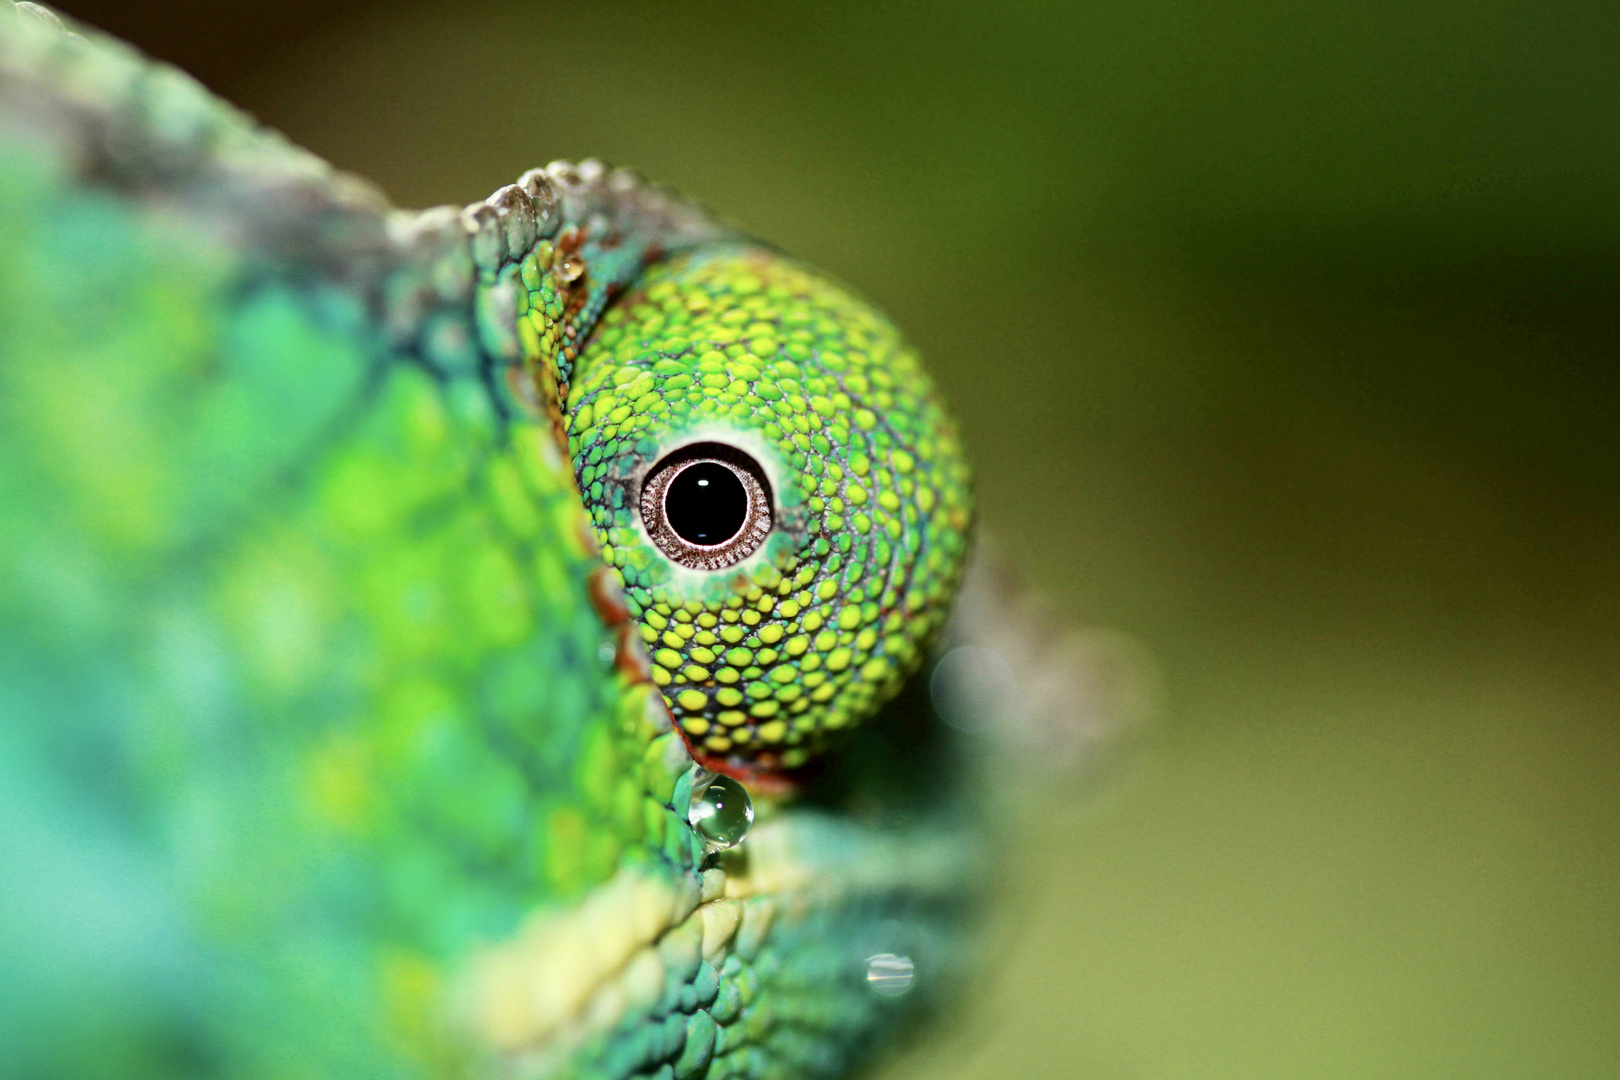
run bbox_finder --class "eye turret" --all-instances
[566,246,972,777]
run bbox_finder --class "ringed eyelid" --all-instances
[639,442,773,571]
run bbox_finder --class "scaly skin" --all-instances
[0,6,984,1080]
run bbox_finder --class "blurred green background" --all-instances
[57,1,1620,1076]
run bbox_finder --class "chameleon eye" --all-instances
[640,442,773,571]
[567,248,972,777]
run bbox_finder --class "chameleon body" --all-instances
[0,6,986,1080]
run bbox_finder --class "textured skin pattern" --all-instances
[564,249,972,775]
[0,6,984,1080]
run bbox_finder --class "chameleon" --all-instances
[0,4,1050,1079]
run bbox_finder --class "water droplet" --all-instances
[688,773,753,851]
[558,253,587,283]
[865,953,915,997]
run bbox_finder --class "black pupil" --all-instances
[666,462,748,545]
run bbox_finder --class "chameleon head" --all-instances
[567,245,972,776]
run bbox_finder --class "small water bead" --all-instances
[687,773,754,852]
[865,953,915,997]
[557,252,587,283]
